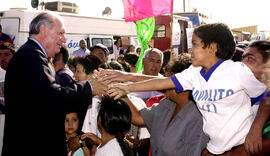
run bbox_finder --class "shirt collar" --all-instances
[29,37,48,58]
[200,59,225,81]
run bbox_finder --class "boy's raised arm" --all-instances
[108,77,175,100]
[96,68,160,83]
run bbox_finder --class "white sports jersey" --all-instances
[95,138,124,156]
[171,59,266,154]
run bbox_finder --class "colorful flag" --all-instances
[122,0,173,22]
[135,17,155,73]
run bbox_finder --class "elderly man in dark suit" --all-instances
[2,12,106,156]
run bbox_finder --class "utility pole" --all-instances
[183,0,186,12]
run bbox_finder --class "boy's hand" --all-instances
[67,136,81,153]
[88,76,108,97]
[81,133,102,146]
[108,83,129,100]
[94,68,129,84]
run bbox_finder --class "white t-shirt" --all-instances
[95,138,124,156]
[0,67,6,82]
[113,44,121,60]
[82,95,150,139]
[82,96,101,137]
[171,60,266,154]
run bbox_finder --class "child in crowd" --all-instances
[65,110,89,156]
[107,23,267,154]
[81,96,132,156]
[74,54,102,82]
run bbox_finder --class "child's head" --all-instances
[74,54,102,81]
[193,23,236,60]
[97,96,131,136]
[67,56,79,74]
[165,53,192,77]
[65,111,79,137]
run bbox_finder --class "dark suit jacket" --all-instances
[2,39,92,156]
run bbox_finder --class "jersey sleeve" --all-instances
[238,63,267,98]
[170,65,195,93]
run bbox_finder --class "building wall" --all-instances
[232,25,258,41]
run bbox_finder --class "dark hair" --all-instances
[77,54,102,75]
[193,23,236,60]
[166,53,192,75]
[98,96,131,156]
[108,61,124,71]
[99,61,125,72]
[160,50,171,75]
[124,52,139,67]
[162,50,171,68]
[116,54,131,72]
[166,53,194,101]
[231,47,244,62]
[0,42,16,54]
[126,45,135,53]
[136,47,141,53]
[54,44,69,64]
[29,13,55,35]
[114,38,122,47]
[248,40,270,63]
[67,56,78,70]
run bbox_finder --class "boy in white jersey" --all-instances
[106,23,267,154]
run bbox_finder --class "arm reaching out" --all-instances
[108,77,175,100]
[94,68,161,84]
[244,98,270,155]
[88,76,107,97]
[121,96,145,126]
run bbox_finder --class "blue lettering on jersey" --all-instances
[206,104,211,112]
[200,103,217,113]
[193,90,199,100]
[214,89,217,101]
[208,89,213,101]
[218,89,225,99]
[193,89,235,113]
[226,89,234,96]
[192,89,234,102]
[197,90,205,101]
[212,103,217,113]
[202,90,208,101]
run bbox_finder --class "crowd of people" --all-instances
[0,12,269,156]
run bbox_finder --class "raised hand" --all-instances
[88,76,108,97]
[97,68,130,84]
[108,83,129,100]
[81,133,102,146]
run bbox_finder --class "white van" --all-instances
[0,9,139,55]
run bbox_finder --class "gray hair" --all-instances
[143,48,164,61]
[29,12,55,35]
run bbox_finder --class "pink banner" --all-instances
[122,0,173,22]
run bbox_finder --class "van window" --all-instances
[153,24,166,38]
[92,38,113,54]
